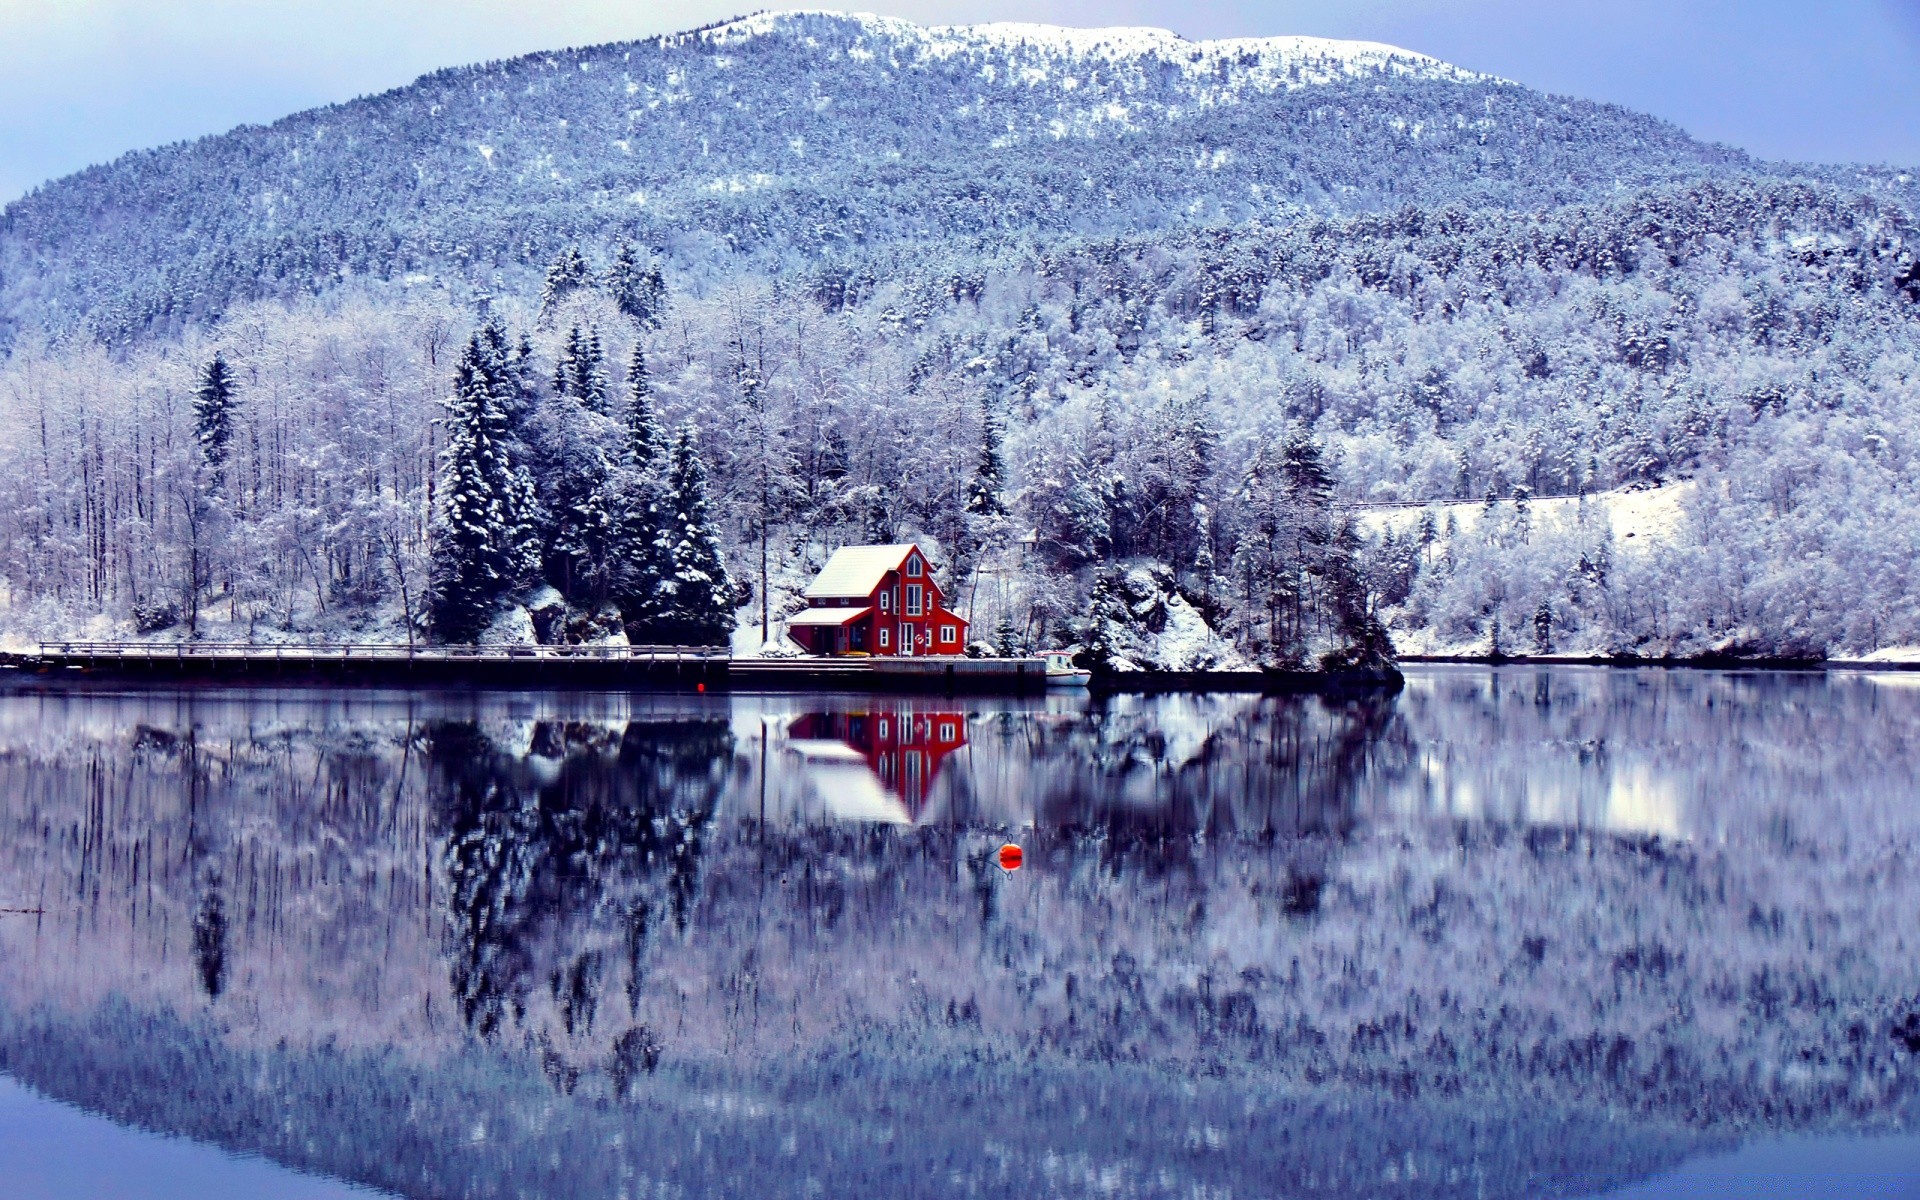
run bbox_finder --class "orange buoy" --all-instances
[997,843,1024,872]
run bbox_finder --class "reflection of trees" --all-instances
[430,718,732,1045]
[1018,692,1410,843]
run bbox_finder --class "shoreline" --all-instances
[1398,653,1920,671]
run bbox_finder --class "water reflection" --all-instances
[0,669,1916,1198]
[785,707,968,822]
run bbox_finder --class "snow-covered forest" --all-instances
[1,12,1917,659]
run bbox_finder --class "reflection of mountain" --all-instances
[0,678,1917,1197]
[785,708,967,822]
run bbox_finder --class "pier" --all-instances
[4,642,1398,695]
[10,641,1055,694]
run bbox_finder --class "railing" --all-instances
[38,641,726,662]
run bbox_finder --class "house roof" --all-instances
[803,544,922,599]
[786,606,872,627]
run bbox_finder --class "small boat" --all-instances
[1042,651,1091,688]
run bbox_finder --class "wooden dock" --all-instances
[4,643,1401,695]
[9,641,1054,694]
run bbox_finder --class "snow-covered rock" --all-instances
[1085,564,1248,673]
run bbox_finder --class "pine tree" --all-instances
[538,246,593,321]
[551,325,609,413]
[652,422,736,646]
[427,334,541,642]
[606,243,668,329]
[581,328,608,413]
[193,352,237,486]
[624,343,662,469]
[966,393,1008,516]
[544,425,616,610]
[610,342,672,638]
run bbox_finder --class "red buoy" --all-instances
[997,843,1024,872]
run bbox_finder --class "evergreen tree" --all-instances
[965,393,1007,516]
[538,246,593,320]
[606,243,668,329]
[651,423,736,646]
[543,421,616,610]
[552,325,609,413]
[193,352,238,486]
[427,334,541,642]
[624,343,663,468]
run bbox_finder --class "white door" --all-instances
[899,623,915,656]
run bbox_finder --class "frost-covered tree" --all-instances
[427,334,541,641]
[192,353,237,487]
[606,244,668,330]
[965,394,1007,518]
[552,326,609,414]
[538,247,594,321]
[649,423,735,646]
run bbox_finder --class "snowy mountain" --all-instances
[0,10,1752,347]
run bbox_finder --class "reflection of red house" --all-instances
[785,543,968,656]
[787,708,967,819]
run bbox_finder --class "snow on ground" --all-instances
[698,11,1492,89]
[1357,482,1693,552]
[1829,646,1920,668]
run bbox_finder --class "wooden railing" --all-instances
[38,641,726,662]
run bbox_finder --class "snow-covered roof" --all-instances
[786,606,873,626]
[804,545,920,599]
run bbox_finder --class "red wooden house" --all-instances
[785,543,968,656]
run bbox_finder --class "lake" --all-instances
[1,666,1917,1199]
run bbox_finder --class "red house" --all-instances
[785,543,968,656]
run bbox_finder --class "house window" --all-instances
[940,624,957,645]
[939,721,956,742]
[906,554,921,576]
[879,590,890,612]
[879,626,890,649]
[906,584,923,615]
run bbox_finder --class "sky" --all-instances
[1,0,1917,204]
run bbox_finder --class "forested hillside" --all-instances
[0,12,1916,658]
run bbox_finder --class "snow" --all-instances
[477,599,539,647]
[696,11,1494,91]
[803,543,919,599]
[1358,482,1694,551]
[1829,646,1920,668]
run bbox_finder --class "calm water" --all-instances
[1,666,1918,1199]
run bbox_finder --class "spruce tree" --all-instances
[538,246,593,320]
[427,334,541,642]
[551,325,609,414]
[624,343,662,468]
[611,343,671,639]
[654,422,735,646]
[606,242,668,329]
[965,393,1007,516]
[193,352,237,486]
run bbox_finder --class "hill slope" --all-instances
[0,10,1758,346]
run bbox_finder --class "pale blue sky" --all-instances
[2,0,1917,203]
